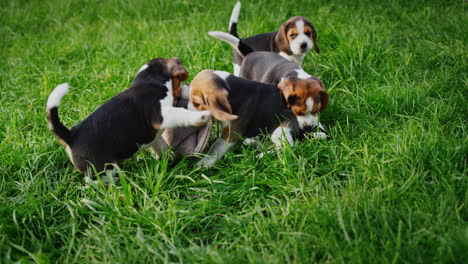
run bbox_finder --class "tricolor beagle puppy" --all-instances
[225,1,319,75]
[46,57,211,177]
[189,69,308,167]
[208,31,329,134]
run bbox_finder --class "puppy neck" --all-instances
[279,52,305,66]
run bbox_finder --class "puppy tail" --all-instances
[208,31,254,58]
[228,1,241,37]
[46,83,72,146]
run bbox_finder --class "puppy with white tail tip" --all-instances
[224,1,320,75]
[46,57,211,179]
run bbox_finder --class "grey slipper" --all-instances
[161,99,212,155]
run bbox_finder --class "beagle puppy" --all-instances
[224,1,319,75]
[190,69,310,167]
[208,31,329,133]
[46,57,211,177]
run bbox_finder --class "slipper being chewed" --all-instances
[161,98,212,155]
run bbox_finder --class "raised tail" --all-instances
[228,1,241,37]
[46,83,72,146]
[208,31,254,57]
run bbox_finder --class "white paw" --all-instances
[152,151,162,160]
[84,174,119,186]
[196,110,212,126]
[256,149,274,159]
[197,156,217,168]
[243,138,261,148]
[312,132,329,139]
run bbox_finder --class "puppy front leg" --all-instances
[158,107,211,129]
[271,125,294,149]
[258,125,294,158]
[197,137,236,168]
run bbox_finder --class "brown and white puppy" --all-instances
[207,32,328,132]
[46,57,211,178]
[223,1,319,75]
[189,69,321,167]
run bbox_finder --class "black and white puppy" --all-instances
[46,57,211,176]
[190,69,307,167]
[224,1,319,75]
[208,32,329,134]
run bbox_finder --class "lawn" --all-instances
[0,0,466,263]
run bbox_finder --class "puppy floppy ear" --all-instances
[191,70,238,121]
[316,79,328,112]
[319,89,328,112]
[278,77,293,107]
[275,21,292,54]
[312,36,320,54]
[207,93,238,121]
[308,21,320,54]
[166,57,188,98]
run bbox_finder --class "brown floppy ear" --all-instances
[166,57,188,98]
[312,36,320,54]
[319,90,328,112]
[275,22,291,54]
[316,78,327,112]
[309,22,320,54]
[278,78,293,107]
[207,93,238,121]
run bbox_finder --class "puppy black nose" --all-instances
[303,125,313,131]
[300,43,307,50]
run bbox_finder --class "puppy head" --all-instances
[190,70,238,122]
[275,16,319,56]
[139,57,188,98]
[278,75,328,130]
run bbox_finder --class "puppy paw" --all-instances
[152,150,162,160]
[257,149,275,159]
[197,156,217,168]
[312,132,329,139]
[195,110,212,126]
[84,174,119,186]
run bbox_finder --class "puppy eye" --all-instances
[290,34,297,39]
[305,32,311,37]
[193,103,200,107]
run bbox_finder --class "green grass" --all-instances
[0,0,466,263]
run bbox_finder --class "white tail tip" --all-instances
[47,83,69,110]
[208,31,240,48]
[229,1,241,29]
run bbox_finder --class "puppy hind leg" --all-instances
[150,134,169,160]
[84,162,120,186]
[197,124,239,167]
[197,137,236,168]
